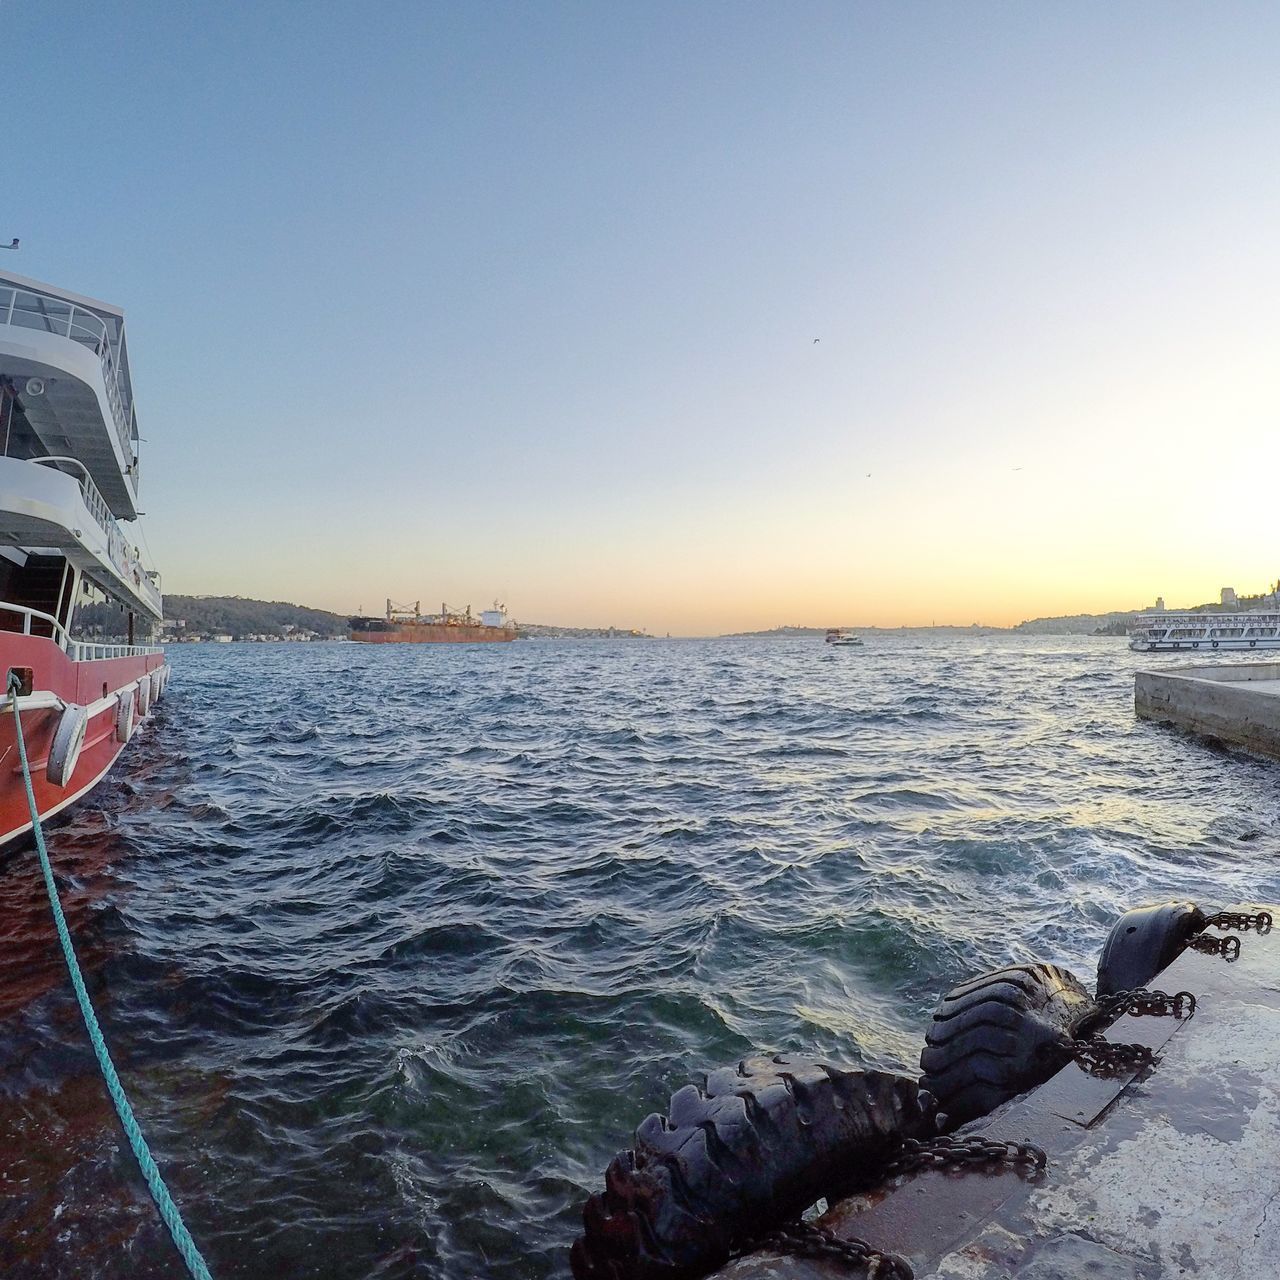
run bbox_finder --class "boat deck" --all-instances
[717,907,1279,1279]
[1,271,140,520]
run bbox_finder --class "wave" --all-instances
[5,634,1280,1277]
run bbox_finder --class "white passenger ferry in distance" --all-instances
[0,267,169,846]
[1128,611,1280,652]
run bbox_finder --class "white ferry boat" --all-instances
[0,268,169,845]
[825,628,864,647]
[1128,611,1280,653]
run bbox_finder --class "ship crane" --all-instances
[386,598,421,622]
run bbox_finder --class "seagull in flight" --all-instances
[812,338,820,343]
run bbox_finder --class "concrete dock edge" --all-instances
[1135,661,1280,759]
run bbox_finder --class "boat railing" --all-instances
[0,600,162,661]
[0,285,136,465]
[27,456,155,606]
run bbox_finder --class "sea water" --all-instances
[3,635,1278,1278]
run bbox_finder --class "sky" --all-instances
[5,2,1279,634]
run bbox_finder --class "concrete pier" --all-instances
[716,906,1278,1279]
[1135,661,1280,759]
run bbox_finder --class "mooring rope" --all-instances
[7,673,213,1280]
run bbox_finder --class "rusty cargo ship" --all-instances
[349,599,516,644]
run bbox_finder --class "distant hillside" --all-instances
[161,595,348,638]
[73,595,653,642]
[1012,611,1137,635]
[516,622,651,639]
[70,595,349,640]
[723,624,1004,638]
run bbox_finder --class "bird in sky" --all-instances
[813,338,820,343]
[2,239,18,250]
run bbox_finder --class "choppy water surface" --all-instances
[3,635,1280,1278]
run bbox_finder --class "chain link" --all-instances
[734,1136,1048,1276]
[1188,933,1242,961]
[1201,911,1272,935]
[1093,987,1197,1022]
[739,1222,914,1279]
[716,912,1267,1277]
[719,911,1270,1278]
[886,1134,1047,1177]
[1072,1035,1156,1074]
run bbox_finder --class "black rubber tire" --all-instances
[1096,901,1205,997]
[570,1054,932,1279]
[919,963,1095,1127]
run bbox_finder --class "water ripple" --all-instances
[2,635,1280,1277]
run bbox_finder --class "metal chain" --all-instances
[1188,934,1242,961]
[1093,987,1197,1022]
[1201,911,1272,935]
[734,1136,1048,1276]
[738,1222,914,1280]
[886,1135,1047,1177]
[1072,1035,1156,1074]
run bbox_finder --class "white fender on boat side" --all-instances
[150,668,163,704]
[135,674,151,717]
[47,703,90,788]
[116,687,135,744]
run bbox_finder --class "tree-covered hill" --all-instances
[163,595,348,638]
[74,595,349,640]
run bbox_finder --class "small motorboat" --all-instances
[824,629,864,647]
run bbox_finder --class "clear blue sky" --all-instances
[8,3,1280,632]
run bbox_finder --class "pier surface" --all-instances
[1135,661,1280,758]
[717,906,1278,1279]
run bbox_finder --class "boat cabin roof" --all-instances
[0,267,135,410]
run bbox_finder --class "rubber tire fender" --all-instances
[920,963,1095,1128]
[115,687,135,744]
[46,703,89,788]
[570,1054,933,1279]
[135,674,151,716]
[1096,901,1205,997]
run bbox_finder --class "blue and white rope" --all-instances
[7,674,213,1280]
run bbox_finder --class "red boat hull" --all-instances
[349,624,515,643]
[0,635,168,846]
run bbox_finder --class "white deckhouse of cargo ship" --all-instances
[1128,611,1280,652]
[0,267,169,845]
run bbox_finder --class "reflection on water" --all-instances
[2,635,1279,1278]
